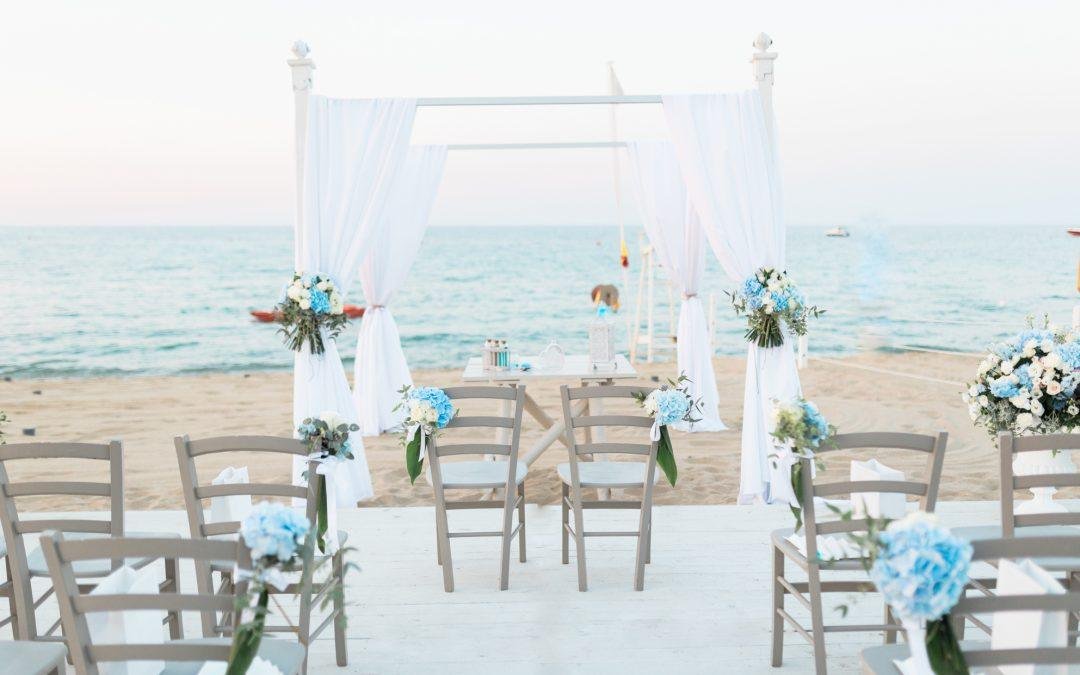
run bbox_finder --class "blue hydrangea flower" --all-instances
[870,516,972,621]
[770,291,789,312]
[410,387,456,428]
[309,287,331,314]
[1057,341,1080,370]
[653,388,691,426]
[741,277,765,299]
[799,400,830,447]
[989,376,1020,399]
[240,502,311,563]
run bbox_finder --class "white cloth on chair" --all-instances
[991,558,1068,675]
[209,466,252,525]
[88,565,165,675]
[850,459,907,521]
[662,90,798,504]
[353,145,447,436]
[292,95,417,502]
[625,140,725,432]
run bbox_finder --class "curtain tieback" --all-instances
[368,304,386,310]
[682,293,699,300]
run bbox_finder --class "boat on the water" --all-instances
[1068,228,1080,237]
[825,226,850,238]
[250,305,366,323]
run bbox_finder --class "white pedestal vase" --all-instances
[1012,449,1077,515]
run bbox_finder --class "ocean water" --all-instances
[1,225,1076,379]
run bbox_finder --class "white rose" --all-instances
[1040,339,1055,353]
[316,281,329,291]
[299,298,311,310]
[1023,341,1037,357]
[286,285,302,301]
[319,411,344,428]
[763,301,774,315]
[1042,352,1062,370]
[978,395,989,407]
[1068,405,1079,416]
[1016,412,1034,430]
[766,279,781,292]
[968,385,981,397]
[1030,400,1045,417]
[1000,361,1014,375]
[1009,394,1030,409]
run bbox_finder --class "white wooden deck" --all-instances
[17,501,1003,674]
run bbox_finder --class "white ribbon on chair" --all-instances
[767,442,803,508]
[894,617,933,675]
[235,567,292,593]
[309,453,354,555]
[649,419,662,443]
[198,657,284,675]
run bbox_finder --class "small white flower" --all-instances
[299,298,311,310]
[1016,412,1035,430]
[1040,339,1055,353]
[1009,394,1030,410]
[1022,340,1037,358]
[1068,404,1079,416]
[1030,400,1045,417]
[1042,352,1062,370]
[977,395,989,407]
[1001,361,1014,375]
[316,280,329,291]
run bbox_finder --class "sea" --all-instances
[1,225,1076,379]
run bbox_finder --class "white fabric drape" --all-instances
[662,90,801,504]
[293,95,417,503]
[353,145,447,435]
[625,140,725,432]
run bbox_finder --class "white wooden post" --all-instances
[751,33,778,146]
[288,40,315,269]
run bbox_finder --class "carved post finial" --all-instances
[753,32,773,52]
[288,40,315,93]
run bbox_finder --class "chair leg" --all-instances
[434,498,454,593]
[517,483,526,563]
[644,518,652,564]
[1069,570,1080,647]
[633,501,649,591]
[332,550,348,666]
[499,483,515,591]
[807,566,828,675]
[771,544,785,667]
[5,558,18,639]
[561,484,570,565]
[436,524,442,566]
[572,491,588,591]
[164,557,183,639]
[884,603,897,644]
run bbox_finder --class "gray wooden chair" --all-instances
[1,537,16,634]
[0,639,67,674]
[426,385,527,593]
[860,534,1080,672]
[949,431,1080,640]
[771,431,948,675]
[558,384,660,592]
[40,531,307,675]
[0,441,181,643]
[174,434,347,673]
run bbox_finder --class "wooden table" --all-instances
[461,354,638,466]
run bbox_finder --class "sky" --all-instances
[2,1,1078,228]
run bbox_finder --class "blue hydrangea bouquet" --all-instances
[728,267,823,348]
[227,502,312,675]
[857,513,973,675]
[962,320,1080,438]
[298,412,358,553]
[396,385,456,484]
[634,375,702,487]
[275,271,347,355]
[770,398,835,530]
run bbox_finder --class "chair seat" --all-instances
[430,460,527,489]
[557,461,660,488]
[860,641,989,674]
[951,524,1080,570]
[26,531,180,577]
[0,640,67,675]
[770,528,868,570]
[158,637,306,675]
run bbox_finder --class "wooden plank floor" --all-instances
[12,501,1003,674]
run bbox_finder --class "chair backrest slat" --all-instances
[566,385,650,400]
[797,431,948,568]
[576,442,652,456]
[999,431,1080,535]
[571,415,653,429]
[445,415,514,429]
[428,386,526,463]
[41,531,251,672]
[184,435,308,457]
[0,440,125,641]
[194,483,308,500]
[442,385,519,400]
[435,443,512,457]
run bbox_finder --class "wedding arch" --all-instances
[284,32,798,507]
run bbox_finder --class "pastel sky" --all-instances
[3,1,1078,227]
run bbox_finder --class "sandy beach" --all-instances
[0,351,1004,512]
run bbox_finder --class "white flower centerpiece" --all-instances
[275,272,347,355]
[962,321,1080,513]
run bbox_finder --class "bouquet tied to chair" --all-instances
[397,385,457,484]
[633,374,702,487]
[298,412,358,554]
[769,398,835,530]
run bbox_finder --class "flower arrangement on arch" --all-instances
[396,386,456,484]
[728,267,823,348]
[770,398,835,530]
[633,374,701,487]
[275,272,347,355]
[962,319,1080,438]
[848,513,973,675]
[298,412,358,554]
